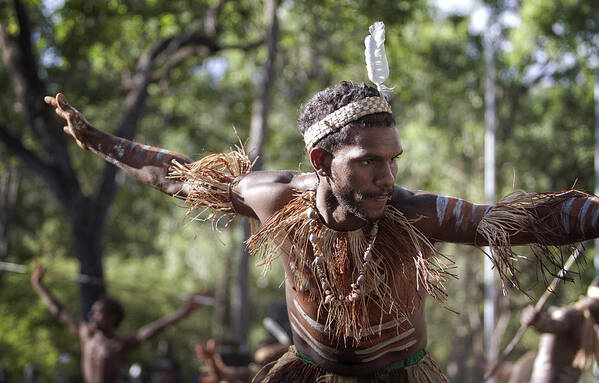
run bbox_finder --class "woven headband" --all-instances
[303,96,392,150]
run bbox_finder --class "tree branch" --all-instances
[204,0,229,37]
[0,1,81,206]
[0,124,78,210]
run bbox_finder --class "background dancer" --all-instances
[520,279,599,383]
[31,264,204,383]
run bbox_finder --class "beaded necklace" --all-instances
[305,206,379,306]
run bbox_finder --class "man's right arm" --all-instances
[30,264,80,336]
[44,93,192,197]
[44,94,311,218]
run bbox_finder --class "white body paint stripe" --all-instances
[357,317,408,336]
[293,300,325,333]
[579,199,593,234]
[593,202,599,229]
[359,340,419,363]
[114,138,126,158]
[155,148,169,161]
[453,199,464,227]
[561,198,576,233]
[484,205,493,216]
[354,328,415,355]
[293,299,406,338]
[289,312,339,357]
[290,311,417,363]
[436,196,449,225]
[289,322,336,361]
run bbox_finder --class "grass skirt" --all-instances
[256,346,449,383]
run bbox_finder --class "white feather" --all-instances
[364,22,392,98]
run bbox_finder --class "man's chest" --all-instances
[82,332,126,364]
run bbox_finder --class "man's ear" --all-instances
[310,147,332,177]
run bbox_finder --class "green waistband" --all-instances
[382,349,427,370]
[296,348,427,371]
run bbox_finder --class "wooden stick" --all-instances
[483,247,582,381]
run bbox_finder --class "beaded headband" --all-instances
[303,96,392,150]
[303,22,393,151]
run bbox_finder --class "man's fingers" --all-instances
[56,93,69,110]
[55,108,69,120]
[44,93,68,110]
[44,96,58,107]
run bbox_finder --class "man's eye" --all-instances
[361,159,373,165]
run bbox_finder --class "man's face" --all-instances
[89,301,117,331]
[327,124,402,222]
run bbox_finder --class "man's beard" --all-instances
[328,183,388,223]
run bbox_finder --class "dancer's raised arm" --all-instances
[44,93,192,197]
[31,264,80,336]
[120,293,204,350]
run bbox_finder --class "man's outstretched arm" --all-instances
[44,93,192,197]
[44,93,311,221]
[30,264,80,336]
[122,294,204,349]
[397,188,599,246]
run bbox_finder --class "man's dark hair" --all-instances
[97,296,125,326]
[297,81,395,152]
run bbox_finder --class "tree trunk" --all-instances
[231,0,279,352]
[0,165,19,282]
[213,235,234,341]
[71,198,107,319]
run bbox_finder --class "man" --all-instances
[43,80,599,382]
[30,264,203,383]
[520,280,599,383]
[41,20,599,378]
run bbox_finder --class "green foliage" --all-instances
[0,258,81,381]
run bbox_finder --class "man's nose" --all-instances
[375,164,396,188]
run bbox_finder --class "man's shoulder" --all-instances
[79,322,93,338]
[241,170,314,188]
[388,187,449,222]
[268,171,317,210]
[237,170,317,220]
[390,186,438,207]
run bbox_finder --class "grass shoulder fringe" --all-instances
[167,145,254,229]
[476,189,591,295]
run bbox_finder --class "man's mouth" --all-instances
[363,191,392,201]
